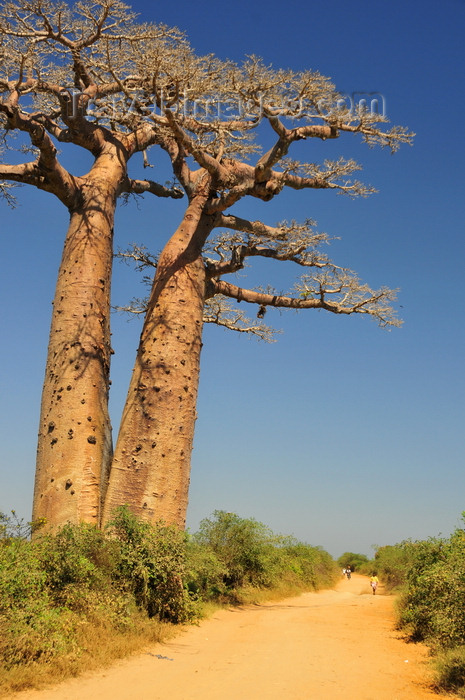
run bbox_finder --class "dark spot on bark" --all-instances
[151,442,157,448]
[57,395,62,400]
[180,359,186,365]
[75,365,80,370]
[87,435,97,444]
[134,445,142,453]
[87,416,92,421]
[70,490,75,495]
[68,429,73,439]
[154,386,161,392]
[143,502,147,508]
[50,478,54,482]
[48,422,55,433]
[65,479,72,489]
[51,438,58,446]
[81,398,86,404]
[67,385,72,391]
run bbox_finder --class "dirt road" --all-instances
[14,575,448,700]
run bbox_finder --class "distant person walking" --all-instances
[346,566,351,580]
[370,574,379,594]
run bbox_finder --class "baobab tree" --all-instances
[0,0,184,528]
[0,0,413,533]
[101,54,413,528]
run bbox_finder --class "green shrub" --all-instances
[0,536,80,668]
[434,646,465,697]
[397,534,465,648]
[0,506,337,694]
[337,552,369,572]
[193,511,279,588]
[370,543,414,591]
[192,510,338,594]
[107,505,198,622]
[185,538,228,598]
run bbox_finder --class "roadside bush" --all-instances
[108,505,198,622]
[193,511,280,589]
[397,534,465,648]
[283,540,338,590]
[375,513,465,697]
[0,507,337,695]
[337,552,369,572]
[0,537,74,667]
[369,543,413,591]
[192,510,338,596]
[185,538,228,598]
[434,646,465,698]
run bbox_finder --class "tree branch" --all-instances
[163,108,227,177]
[211,275,401,328]
[122,177,184,199]
[204,217,333,276]
[203,295,278,341]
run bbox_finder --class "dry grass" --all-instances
[233,581,316,606]
[0,613,177,698]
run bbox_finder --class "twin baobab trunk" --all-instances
[33,156,123,528]
[102,200,213,528]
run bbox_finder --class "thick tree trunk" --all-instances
[102,201,213,529]
[33,154,124,529]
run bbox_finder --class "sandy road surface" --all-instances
[13,575,449,700]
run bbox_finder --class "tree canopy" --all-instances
[0,0,413,530]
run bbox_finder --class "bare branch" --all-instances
[122,177,184,199]
[205,218,334,276]
[212,272,401,328]
[115,244,159,273]
[217,214,289,240]
[0,178,17,206]
[164,108,227,179]
[203,295,278,342]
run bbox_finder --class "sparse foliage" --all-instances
[1,0,413,530]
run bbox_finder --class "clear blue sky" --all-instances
[1,0,464,557]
